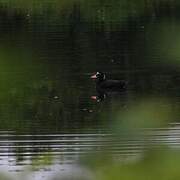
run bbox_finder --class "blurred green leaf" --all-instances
[93,148,180,180]
[115,98,174,132]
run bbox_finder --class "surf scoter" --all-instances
[91,72,127,91]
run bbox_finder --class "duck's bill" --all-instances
[91,74,97,79]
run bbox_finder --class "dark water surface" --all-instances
[0,2,179,179]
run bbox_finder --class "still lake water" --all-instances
[0,4,179,179]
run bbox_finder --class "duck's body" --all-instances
[97,79,126,90]
[91,72,127,91]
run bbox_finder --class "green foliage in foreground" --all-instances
[82,99,180,180]
[90,148,180,180]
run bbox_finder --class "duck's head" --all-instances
[91,72,106,82]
